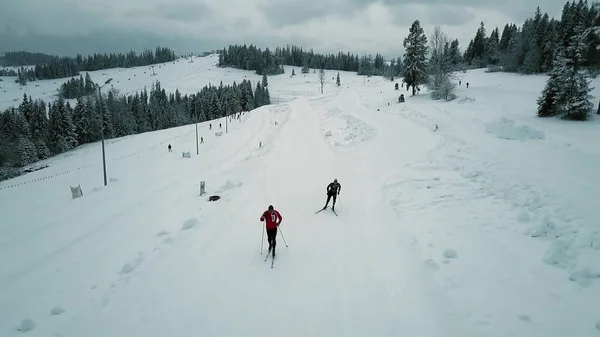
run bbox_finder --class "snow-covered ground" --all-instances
[1,56,600,337]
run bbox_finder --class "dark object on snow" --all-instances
[466,82,469,88]
[398,94,405,103]
[395,83,399,90]
[168,144,172,152]
[208,195,221,201]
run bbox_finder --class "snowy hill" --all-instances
[1,59,600,337]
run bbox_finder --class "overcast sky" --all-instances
[0,0,566,59]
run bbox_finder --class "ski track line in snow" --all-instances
[266,96,475,336]
[314,93,477,337]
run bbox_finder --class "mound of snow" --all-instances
[17,318,35,332]
[215,180,243,194]
[443,249,458,259]
[50,306,65,315]
[156,230,169,237]
[319,107,376,147]
[569,268,600,287]
[181,218,199,230]
[120,257,144,274]
[484,117,545,141]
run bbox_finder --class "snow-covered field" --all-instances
[1,55,600,337]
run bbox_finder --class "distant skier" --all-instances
[323,179,341,211]
[168,144,172,152]
[260,205,282,257]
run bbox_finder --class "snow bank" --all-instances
[318,106,376,147]
[181,218,199,231]
[16,318,35,332]
[484,117,545,141]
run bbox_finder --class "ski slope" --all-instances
[1,57,600,337]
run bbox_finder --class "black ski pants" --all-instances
[267,228,278,250]
[325,193,337,208]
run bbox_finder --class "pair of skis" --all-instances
[265,250,275,268]
[315,206,338,216]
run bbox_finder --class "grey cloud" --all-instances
[390,4,476,27]
[0,0,571,60]
[152,2,212,22]
[259,0,369,28]
[260,0,566,28]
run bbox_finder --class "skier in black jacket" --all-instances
[323,179,341,211]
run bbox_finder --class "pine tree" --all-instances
[262,74,268,88]
[29,100,50,159]
[47,103,68,154]
[537,22,593,120]
[56,97,78,148]
[255,83,264,107]
[537,56,563,117]
[558,22,594,120]
[336,72,341,86]
[264,87,271,105]
[209,92,221,120]
[403,20,429,95]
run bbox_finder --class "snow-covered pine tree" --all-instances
[255,82,264,107]
[537,53,564,117]
[29,99,50,159]
[86,97,102,142]
[47,103,68,154]
[262,74,268,88]
[13,112,37,166]
[264,87,271,105]
[73,98,90,144]
[209,91,221,120]
[56,97,78,149]
[403,20,429,95]
[537,22,593,120]
[557,22,594,120]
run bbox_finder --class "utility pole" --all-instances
[97,78,113,186]
[195,119,199,155]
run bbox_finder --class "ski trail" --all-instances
[202,96,476,336]
[55,96,475,337]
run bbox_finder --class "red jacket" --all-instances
[260,210,282,229]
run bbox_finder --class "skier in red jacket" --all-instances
[260,205,282,257]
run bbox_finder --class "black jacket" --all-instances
[327,182,341,195]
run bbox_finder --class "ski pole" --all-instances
[260,225,265,254]
[278,227,289,247]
